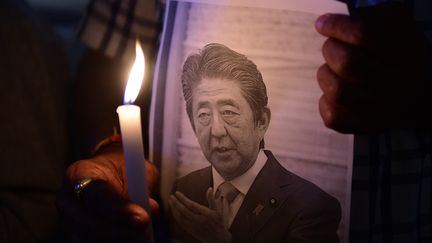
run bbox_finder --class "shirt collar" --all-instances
[212,149,267,195]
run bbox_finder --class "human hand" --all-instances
[169,188,232,243]
[315,5,432,133]
[56,144,159,243]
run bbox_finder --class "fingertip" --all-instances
[169,195,181,211]
[315,13,331,32]
[207,188,217,210]
[174,192,186,203]
[174,191,183,198]
[319,95,333,128]
[316,64,328,88]
[129,213,149,228]
[316,13,366,45]
[319,96,354,134]
[149,198,160,215]
[206,187,213,196]
[123,203,150,227]
[169,194,178,205]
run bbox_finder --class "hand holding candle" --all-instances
[59,144,159,242]
[58,40,158,243]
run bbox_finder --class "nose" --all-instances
[210,114,227,138]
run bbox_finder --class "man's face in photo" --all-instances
[191,77,267,180]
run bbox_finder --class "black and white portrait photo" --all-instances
[167,43,341,243]
[149,1,353,242]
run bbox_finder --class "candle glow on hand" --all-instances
[124,41,146,104]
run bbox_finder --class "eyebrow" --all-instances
[217,99,239,108]
[197,101,210,109]
[196,99,240,109]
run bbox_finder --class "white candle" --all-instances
[116,41,153,242]
[117,105,150,210]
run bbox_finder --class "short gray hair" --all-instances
[181,43,268,129]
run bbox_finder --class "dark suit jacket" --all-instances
[170,150,341,243]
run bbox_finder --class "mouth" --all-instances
[212,147,235,157]
[214,146,232,152]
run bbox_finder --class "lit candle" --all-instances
[117,41,153,242]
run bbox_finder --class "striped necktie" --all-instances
[215,182,240,203]
[215,182,240,227]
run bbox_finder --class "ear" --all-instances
[257,107,271,132]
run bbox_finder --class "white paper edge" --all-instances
[344,135,354,243]
[150,1,191,208]
[173,0,349,15]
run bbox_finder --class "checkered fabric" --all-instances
[351,130,432,242]
[349,1,432,242]
[77,0,162,60]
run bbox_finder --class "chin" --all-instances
[218,170,239,180]
[213,162,242,178]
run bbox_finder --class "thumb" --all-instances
[221,197,230,227]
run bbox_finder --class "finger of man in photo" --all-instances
[206,187,217,210]
[169,194,204,229]
[220,197,230,227]
[176,191,227,229]
[170,194,228,243]
[170,193,206,220]
[169,202,220,243]
[175,191,220,217]
[206,188,224,221]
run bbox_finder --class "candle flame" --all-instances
[124,41,145,104]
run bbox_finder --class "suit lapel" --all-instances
[179,166,213,206]
[229,150,292,240]
[196,166,213,206]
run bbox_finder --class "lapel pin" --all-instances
[252,204,265,216]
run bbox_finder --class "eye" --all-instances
[221,109,239,124]
[222,110,237,116]
[197,112,211,125]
